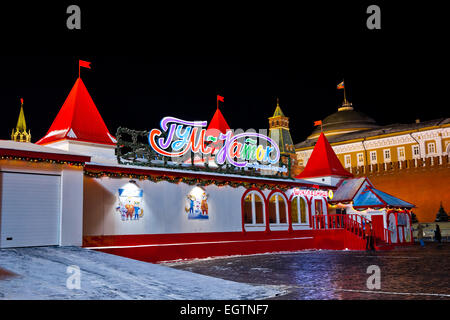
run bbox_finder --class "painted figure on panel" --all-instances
[185,187,209,219]
[201,192,208,216]
[116,181,144,221]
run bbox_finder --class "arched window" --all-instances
[291,197,299,224]
[242,190,265,231]
[268,192,289,230]
[291,195,309,225]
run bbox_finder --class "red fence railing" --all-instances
[311,214,392,245]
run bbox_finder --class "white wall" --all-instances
[300,176,342,187]
[83,176,248,236]
[60,167,84,246]
[46,140,116,164]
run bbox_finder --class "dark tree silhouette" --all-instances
[435,203,449,222]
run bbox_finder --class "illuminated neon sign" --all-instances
[148,117,284,171]
[293,188,332,198]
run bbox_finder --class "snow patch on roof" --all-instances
[43,128,69,139]
[67,128,78,138]
[107,132,117,143]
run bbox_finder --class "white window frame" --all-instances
[383,149,391,162]
[397,146,405,161]
[357,152,364,166]
[243,191,266,231]
[268,193,289,229]
[291,195,309,226]
[412,145,420,158]
[427,142,436,155]
[344,154,351,168]
[370,151,377,164]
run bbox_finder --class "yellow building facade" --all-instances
[295,102,450,170]
[294,100,450,222]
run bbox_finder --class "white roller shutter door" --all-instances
[0,172,61,248]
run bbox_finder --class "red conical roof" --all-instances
[36,77,116,146]
[295,132,353,179]
[206,108,230,134]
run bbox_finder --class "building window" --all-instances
[370,151,377,164]
[383,149,391,162]
[315,199,323,215]
[357,153,364,166]
[397,147,405,161]
[412,145,420,158]
[427,142,436,154]
[243,191,265,226]
[268,193,288,225]
[291,196,308,224]
[344,155,351,168]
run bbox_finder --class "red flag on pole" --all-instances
[20,98,23,104]
[79,60,91,69]
[217,95,224,109]
[78,60,91,78]
[314,120,323,132]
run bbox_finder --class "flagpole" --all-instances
[343,79,347,104]
[78,62,80,78]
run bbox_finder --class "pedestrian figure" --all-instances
[365,221,374,251]
[417,223,425,247]
[435,224,442,244]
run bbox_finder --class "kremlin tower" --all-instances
[11,98,31,143]
[268,98,299,177]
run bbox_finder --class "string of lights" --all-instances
[0,155,85,167]
[84,170,291,191]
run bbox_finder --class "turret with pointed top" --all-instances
[268,98,294,155]
[295,132,353,185]
[11,98,31,142]
[36,77,116,146]
[268,98,300,177]
[206,106,230,135]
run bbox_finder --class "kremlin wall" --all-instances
[350,156,450,223]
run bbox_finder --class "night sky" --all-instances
[1,2,447,144]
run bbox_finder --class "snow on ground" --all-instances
[0,246,282,300]
[161,249,317,266]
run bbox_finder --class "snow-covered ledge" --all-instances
[43,139,117,165]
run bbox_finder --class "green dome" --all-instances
[308,104,379,139]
